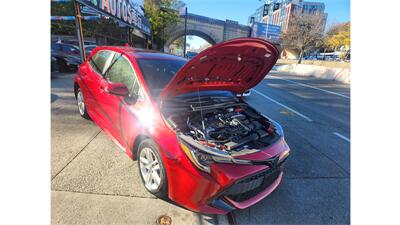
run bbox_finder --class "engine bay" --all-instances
[162,93,280,155]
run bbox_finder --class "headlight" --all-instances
[180,142,212,173]
[179,140,253,173]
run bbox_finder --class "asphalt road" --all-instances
[51,70,350,225]
[233,70,350,225]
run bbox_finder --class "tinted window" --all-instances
[89,50,112,75]
[105,55,139,97]
[137,59,186,98]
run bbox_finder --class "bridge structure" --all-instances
[164,13,252,52]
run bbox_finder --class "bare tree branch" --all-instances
[281,12,325,64]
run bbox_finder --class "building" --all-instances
[248,4,266,25]
[248,0,327,32]
[248,0,328,59]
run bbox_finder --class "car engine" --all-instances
[163,95,279,154]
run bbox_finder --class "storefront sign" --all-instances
[75,0,151,35]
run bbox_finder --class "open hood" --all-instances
[159,38,279,100]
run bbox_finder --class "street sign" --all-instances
[75,0,151,35]
[251,22,281,43]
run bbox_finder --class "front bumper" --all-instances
[165,137,290,214]
[211,165,285,211]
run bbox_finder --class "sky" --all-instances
[183,0,350,49]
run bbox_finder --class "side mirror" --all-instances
[106,83,129,97]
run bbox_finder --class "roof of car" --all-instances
[94,45,187,61]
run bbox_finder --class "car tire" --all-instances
[137,139,168,199]
[68,64,78,73]
[76,87,90,120]
[57,59,68,72]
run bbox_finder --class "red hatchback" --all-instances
[74,38,290,214]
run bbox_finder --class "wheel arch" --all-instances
[131,134,151,160]
[74,82,79,99]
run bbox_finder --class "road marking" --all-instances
[269,75,350,99]
[333,132,350,142]
[252,89,313,122]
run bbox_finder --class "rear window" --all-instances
[137,59,186,98]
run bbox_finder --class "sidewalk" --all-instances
[52,191,204,225]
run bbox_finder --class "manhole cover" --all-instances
[156,215,172,225]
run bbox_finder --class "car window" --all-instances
[136,59,186,98]
[105,55,140,98]
[89,50,112,75]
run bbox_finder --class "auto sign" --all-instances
[76,0,151,35]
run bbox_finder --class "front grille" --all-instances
[224,169,280,202]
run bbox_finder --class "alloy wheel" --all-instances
[139,147,162,192]
[77,90,85,116]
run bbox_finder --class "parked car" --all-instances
[51,50,82,72]
[74,38,290,214]
[186,51,198,59]
[51,55,59,73]
[85,45,97,55]
[304,55,317,60]
[62,40,97,46]
[51,43,80,56]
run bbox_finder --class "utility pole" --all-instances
[183,7,188,57]
[128,28,132,46]
[74,1,86,61]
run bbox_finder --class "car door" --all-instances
[82,50,114,128]
[99,52,145,149]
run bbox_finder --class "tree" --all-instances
[281,12,325,64]
[324,22,350,59]
[173,35,192,50]
[143,0,182,50]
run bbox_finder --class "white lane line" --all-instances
[269,75,350,99]
[252,89,313,122]
[333,132,350,142]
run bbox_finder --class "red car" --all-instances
[74,38,290,214]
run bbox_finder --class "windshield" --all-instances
[137,59,186,98]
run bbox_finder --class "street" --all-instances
[235,71,350,225]
[51,70,350,225]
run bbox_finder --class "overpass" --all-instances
[164,13,251,52]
